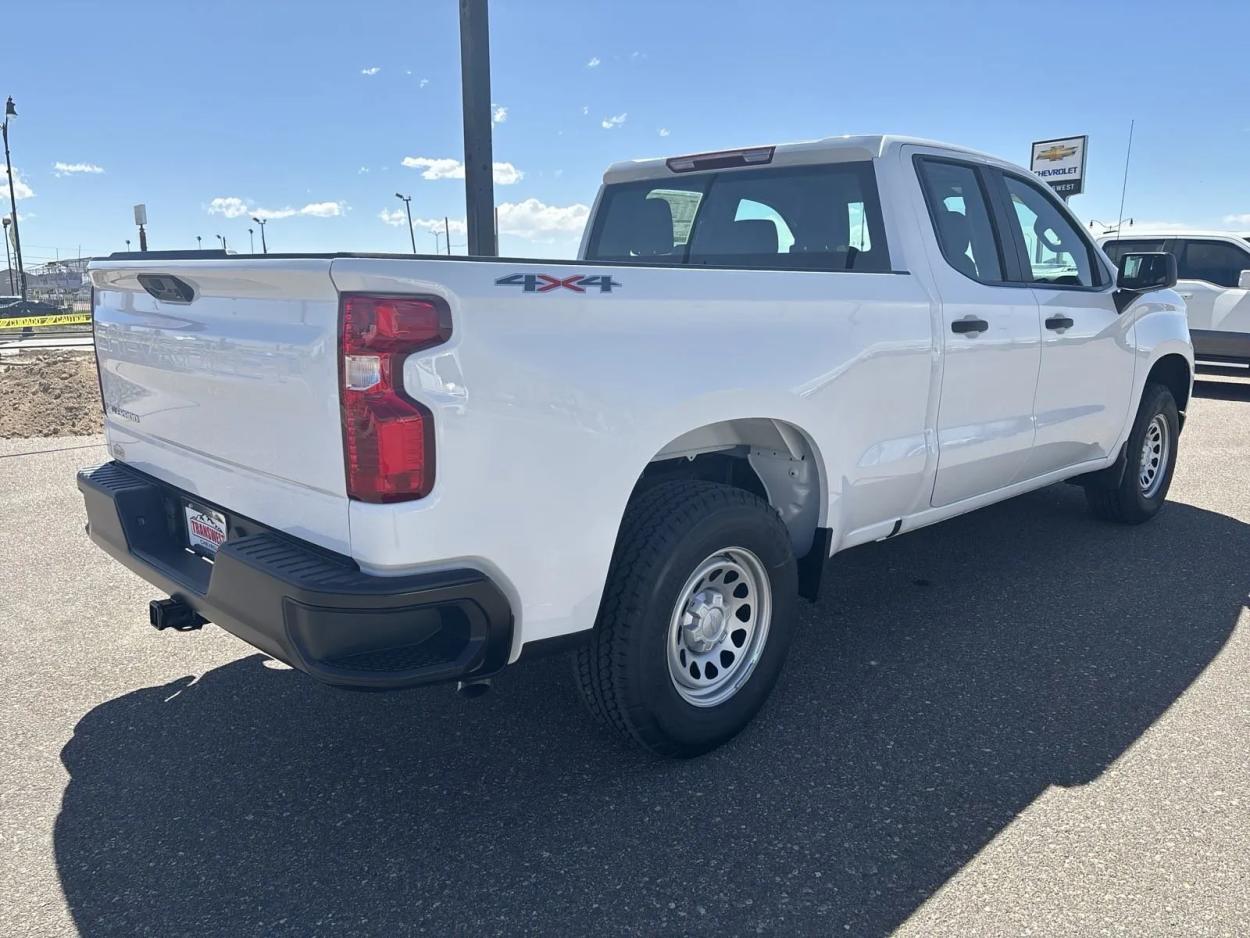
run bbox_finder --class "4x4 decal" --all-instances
[495,273,621,293]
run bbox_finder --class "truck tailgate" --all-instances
[90,259,350,553]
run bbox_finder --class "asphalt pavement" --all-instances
[1,377,1248,936]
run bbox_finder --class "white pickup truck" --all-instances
[80,135,1192,757]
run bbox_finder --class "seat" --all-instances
[631,198,675,256]
[935,207,979,279]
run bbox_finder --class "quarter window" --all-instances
[1176,239,1250,289]
[916,159,1003,283]
[1002,175,1101,287]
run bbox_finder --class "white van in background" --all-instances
[1101,231,1250,364]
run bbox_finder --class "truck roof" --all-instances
[1095,229,1250,241]
[602,134,1012,184]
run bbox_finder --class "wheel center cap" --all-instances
[682,589,728,653]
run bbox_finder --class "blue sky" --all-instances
[3,0,1248,265]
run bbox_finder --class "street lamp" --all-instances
[431,231,441,253]
[2,96,27,302]
[251,216,268,253]
[395,193,417,253]
[196,235,202,251]
[125,239,131,251]
[248,227,254,253]
[216,234,226,251]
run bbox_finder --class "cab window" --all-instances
[915,158,1004,283]
[1002,175,1103,287]
[1176,239,1250,289]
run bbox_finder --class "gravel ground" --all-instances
[0,377,1247,937]
[0,351,102,438]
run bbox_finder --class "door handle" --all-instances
[951,317,989,335]
[1044,315,1074,331]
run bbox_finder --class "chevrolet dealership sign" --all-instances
[1030,135,1087,198]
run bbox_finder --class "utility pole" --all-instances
[459,0,496,256]
[445,216,451,255]
[2,97,26,302]
[2,217,13,292]
[395,193,417,253]
[251,216,268,253]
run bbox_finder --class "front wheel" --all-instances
[574,481,798,757]
[1085,382,1180,523]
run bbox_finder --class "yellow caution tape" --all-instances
[0,313,93,328]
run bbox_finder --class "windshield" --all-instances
[585,162,889,272]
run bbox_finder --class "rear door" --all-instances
[90,258,350,553]
[912,153,1042,507]
[993,171,1134,479]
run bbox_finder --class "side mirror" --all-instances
[1114,252,1177,313]
[1239,270,1250,290]
[1117,252,1177,292]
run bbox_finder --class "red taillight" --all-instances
[339,293,451,502]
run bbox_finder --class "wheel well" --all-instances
[632,418,823,560]
[1147,354,1191,427]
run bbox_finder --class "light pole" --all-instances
[196,235,202,251]
[2,217,13,293]
[2,96,27,302]
[216,234,226,251]
[431,231,441,253]
[248,227,255,253]
[125,239,131,251]
[251,216,267,253]
[394,193,417,253]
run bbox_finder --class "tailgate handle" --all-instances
[137,273,196,304]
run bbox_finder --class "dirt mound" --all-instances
[0,351,103,438]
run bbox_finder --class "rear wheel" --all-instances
[1085,383,1179,524]
[574,481,798,757]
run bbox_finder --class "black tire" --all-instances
[1085,383,1180,524]
[574,480,798,757]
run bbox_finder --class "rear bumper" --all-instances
[77,462,513,690]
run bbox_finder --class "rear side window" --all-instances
[915,159,1003,283]
[585,162,890,272]
[1101,239,1167,266]
[1176,239,1250,288]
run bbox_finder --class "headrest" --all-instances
[936,207,972,253]
[632,198,674,256]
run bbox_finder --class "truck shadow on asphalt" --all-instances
[1192,377,1250,402]
[54,484,1244,936]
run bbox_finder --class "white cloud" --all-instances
[384,200,589,243]
[361,66,381,76]
[208,197,346,220]
[497,198,590,238]
[53,161,105,177]
[581,105,589,116]
[1222,213,1250,226]
[404,68,412,76]
[419,78,430,88]
[601,112,627,130]
[658,127,670,137]
[207,196,249,218]
[401,156,523,185]
[492,104,508,125]
[1,170,34,201]
[358,166,370,175]
[586,57,601,68]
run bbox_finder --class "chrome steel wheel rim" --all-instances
[666,547,772,708]
[1138,413,1169,498]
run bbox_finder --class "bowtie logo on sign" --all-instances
[495,273,622,293]
[1036,145,1078,162]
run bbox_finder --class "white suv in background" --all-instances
[1101,231,1250,364]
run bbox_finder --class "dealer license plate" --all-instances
[184,502,228,555]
